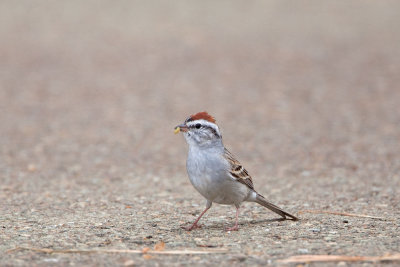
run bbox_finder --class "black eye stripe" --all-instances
[189,123,203,129]
[189,124,220,138]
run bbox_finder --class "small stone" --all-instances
[230,254,247,262]
[123,260,135,266]
[42,258,58,263]
[298,248,309,254]
[27,164,37,172]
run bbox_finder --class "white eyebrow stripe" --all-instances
[187,119,217,129]
[187,119,221,136]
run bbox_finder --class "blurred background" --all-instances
[1,1,400,264]
[1,0,400,235]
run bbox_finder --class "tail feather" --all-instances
[255,194,298,221]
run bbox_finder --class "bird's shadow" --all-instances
[170,217,293,232]
[248,218,288,225]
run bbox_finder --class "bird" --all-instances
[174,111,298,231]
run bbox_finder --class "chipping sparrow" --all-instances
[175,111,298,231]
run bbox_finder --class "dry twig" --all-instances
[278,254,400,263]
[8,246,227,255]
[298,210,390,220]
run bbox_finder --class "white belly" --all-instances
[186,149,250,205]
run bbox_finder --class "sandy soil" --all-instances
[1,1,400,266]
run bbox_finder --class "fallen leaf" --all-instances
[154,241,165,251]
[143,254,152,260]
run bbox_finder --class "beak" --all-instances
[174,124,188,134]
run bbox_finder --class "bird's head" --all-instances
[174,111,222,147]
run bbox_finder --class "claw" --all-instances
[182,223,202,231]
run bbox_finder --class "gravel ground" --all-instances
[1,1,400,266]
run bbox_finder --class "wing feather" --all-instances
[224,148,254,190]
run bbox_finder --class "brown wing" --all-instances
[224,148,254,190]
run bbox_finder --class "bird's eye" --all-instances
[195,123,201,129]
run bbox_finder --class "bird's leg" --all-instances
[183,201,212,231]
[226,206,240,231]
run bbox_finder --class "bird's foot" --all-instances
[182,223,202,231]
[225,225,239,231]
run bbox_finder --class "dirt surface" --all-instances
[1,1,400,266]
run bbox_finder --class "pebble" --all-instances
[123,260,135,266]
[42,258,59,263]
[298,248,309,254]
